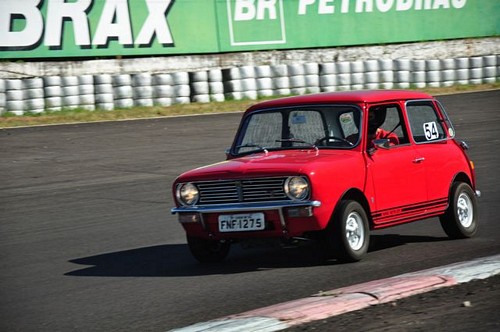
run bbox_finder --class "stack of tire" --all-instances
[94,75,114,111]
[190,71,210,103]
[469,57,484,85]
[153,73,173,107]
[62,76,80,110]
[78,75,95,111]
[440,58,457,87]
[394,59,411,89]
[255,65,273,98]
[378,59,394,90]
[319,63,337,92]
[171,72,190,104]
[304,63,320,93]
[336,61,351,91]
[288,64,307,95]
[362,60,379,90]
[112,74,133,109]
[349,61,365,90]
[25,78,45,114]
[133,73,154,107]
[425,60,442,88]
[240,66,258,100]
[208,69,225,102]
[222,68,243,100]
[43,76,62,112]
[5,79,26,115]
[0,79,5,115]
[271,64,290,96]
[411,60,427,88]
[482,55,498,84]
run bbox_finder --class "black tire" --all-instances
[440,182,478,239]
[187,236,230,263]
[322,200,370,263]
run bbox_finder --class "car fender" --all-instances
[307,154,367,230]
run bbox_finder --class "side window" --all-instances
[406,101,446,143]
[368,104,409,146]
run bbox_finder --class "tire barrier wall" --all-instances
[0,55,498,115]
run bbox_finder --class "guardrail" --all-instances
[1,55,498,115]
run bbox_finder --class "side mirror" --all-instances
[368,138,390,156]
[225,148,232,160]
[373,138,391,149]
[459,140,469,150]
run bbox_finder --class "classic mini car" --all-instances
[171,90,479,263]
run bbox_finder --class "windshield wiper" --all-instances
[236,143,269,154]
[275,138,319,151]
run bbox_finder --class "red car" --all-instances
[171,90,479,263]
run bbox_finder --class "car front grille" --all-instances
[197,177,288,205]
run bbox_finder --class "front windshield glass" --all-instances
[234,106,361,155]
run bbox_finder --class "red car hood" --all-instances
[175,149,358,182]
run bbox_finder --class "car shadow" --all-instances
[65,234,448,277]
[369,233,448,252]
[65,243,328,277]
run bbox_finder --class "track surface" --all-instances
[0,90,499,331]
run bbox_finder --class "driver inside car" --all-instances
[368,107,399,147]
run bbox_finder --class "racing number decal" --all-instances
[423,122,439,140]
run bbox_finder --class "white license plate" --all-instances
[218,213,265,232]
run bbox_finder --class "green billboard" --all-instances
[0,0,498,59]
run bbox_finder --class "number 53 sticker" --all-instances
[423,121,439,140]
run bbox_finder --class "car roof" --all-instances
[245,90,433,113]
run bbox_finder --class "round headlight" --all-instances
[285,176,309,200]
[177,182,199,206]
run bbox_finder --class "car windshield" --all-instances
[234,106,361,155]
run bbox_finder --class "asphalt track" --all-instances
[0,90,499,331]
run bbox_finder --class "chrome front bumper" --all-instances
[171,200,322,214]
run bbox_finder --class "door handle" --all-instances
[413,157,425,164]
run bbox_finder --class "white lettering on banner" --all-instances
[356,0,374,13]
[298,0,315,15]
[319,0,334,14]
[377,0,395,13]
[396,0,413,11]
[227,0,286,46]
[432,0,450,8]
[299,0,354,15]
[93,0,133,46]
[234,0,278,21]
[297,0,467,14]
[0,0,174,48]
[136,0,174,45]
[0,0,43,47]
[452,0,467,8]
[45,0,92,47]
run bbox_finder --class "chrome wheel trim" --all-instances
[457,192,474,228]
[345,211,365,251]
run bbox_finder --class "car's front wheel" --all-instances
[187,236,230,263]
[322,200,370,263]
[440,182,478,239]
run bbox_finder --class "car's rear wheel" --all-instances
[322,200,370,263]
[187,236,230,263]
[440,182,478,239]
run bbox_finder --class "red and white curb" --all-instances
[170,254,500,332]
